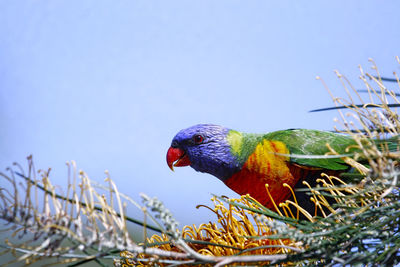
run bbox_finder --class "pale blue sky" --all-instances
[1,1,399,225]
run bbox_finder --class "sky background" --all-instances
[1,1,399,227]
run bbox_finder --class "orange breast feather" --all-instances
[224,140,307,209]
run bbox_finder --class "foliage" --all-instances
[1,58,400,266]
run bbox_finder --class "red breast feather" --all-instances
[224,139,318,209]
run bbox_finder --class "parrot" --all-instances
[166,124,360,214]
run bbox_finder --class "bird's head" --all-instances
[166,124,240,181]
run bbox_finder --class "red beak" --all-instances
[166,147,191,171]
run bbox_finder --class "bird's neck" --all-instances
[193,132,263,181]
[226,131,264,166]
[191,153,241,181]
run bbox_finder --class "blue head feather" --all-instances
[171,124,241,181]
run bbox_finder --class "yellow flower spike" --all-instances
[317,193,336,214]
[309,190,328,218]
[279,202,291,218]
[264,184,284,216]
[343,156,369,175]
[302,180,319,214]
[227,204,236,236]
[286,203,297,220]
[141,194,303,263]
[284,200,314,222]
[283,183,300,220]
[320,174,372,209]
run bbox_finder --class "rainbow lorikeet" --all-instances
[166,124,357,212]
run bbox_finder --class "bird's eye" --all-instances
[193,134,204,144]
[171,140,179,148]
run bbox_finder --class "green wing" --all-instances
[263,129,356,170]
